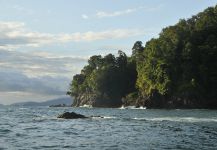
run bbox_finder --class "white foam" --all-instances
[133,117,217,122]
[79,104,92,108]
[103,116,116,119]
[119,106,125,109]
[119,106,146,109]
[91,116,116,119]
[134,106,146,109]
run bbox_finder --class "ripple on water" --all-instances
[63,131,79,135]
[0,129,12,134]
[132,117,217,122]
[15,133,27,137]
[0,106,217,150]
[24,127,39,130]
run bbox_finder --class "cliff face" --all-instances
[73,95,217,109]
[72,93,97,107]
[72,93,122,108]
[122,92,217,109]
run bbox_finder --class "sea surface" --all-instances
[0,106,217,150]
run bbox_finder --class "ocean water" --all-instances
[0,106,217,150]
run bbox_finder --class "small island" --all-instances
[67,5,217,109]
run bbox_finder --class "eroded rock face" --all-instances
[57,112,87,119]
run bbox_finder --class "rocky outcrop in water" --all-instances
[57,112,87,119]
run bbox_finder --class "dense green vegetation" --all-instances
[67,51,137,107]
[67,5,217,108]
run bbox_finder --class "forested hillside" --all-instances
[67,5,217,108]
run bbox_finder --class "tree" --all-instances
[68,5,217,108]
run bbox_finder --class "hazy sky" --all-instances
[0,0,217,104]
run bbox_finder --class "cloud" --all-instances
[0,21,145,49]
[0,69,69,104]
[82,7,138,19]
[60,29,145,42]
[82,5,164,19]
[82,14,89,19]
[0,22,57,49]
[0,49,87,104]
[0,71,67,95]
[0,49,87,78]
[96,8,138,18]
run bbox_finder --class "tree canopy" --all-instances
[67,51,137,107]
[68,5,217,108]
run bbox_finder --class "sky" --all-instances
[0,0,217,105]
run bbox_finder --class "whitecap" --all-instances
[91,116,116,119]
[119,106,125,109]
[133,117,217,122]
[79,104,92,108]
[119,106,146,109]
[103,116,116,119]
[134,106,146,109]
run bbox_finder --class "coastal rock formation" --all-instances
[67,5,217,109]
[57,112,87,119]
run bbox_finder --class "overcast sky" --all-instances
[0,0,216,105]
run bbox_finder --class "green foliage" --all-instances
[67,51,137,107]
[68,5,217,108]
[136,5,217,107]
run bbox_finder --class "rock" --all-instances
[57,112,87,119]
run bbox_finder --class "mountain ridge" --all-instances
[10,97,72,106]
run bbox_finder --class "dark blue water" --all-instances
[0,106,217,150]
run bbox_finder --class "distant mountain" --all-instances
[11,97,73,106]
[0,104,4,107]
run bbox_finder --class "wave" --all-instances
[33,115,58,122]
[79,104,92,108]
[119,106,146,110]
[19,107,29,110]
[91,116,116,119]
[133,117,217,122]
[102,116,116,119]
[32,113,217,123]
[0,129,12,133]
